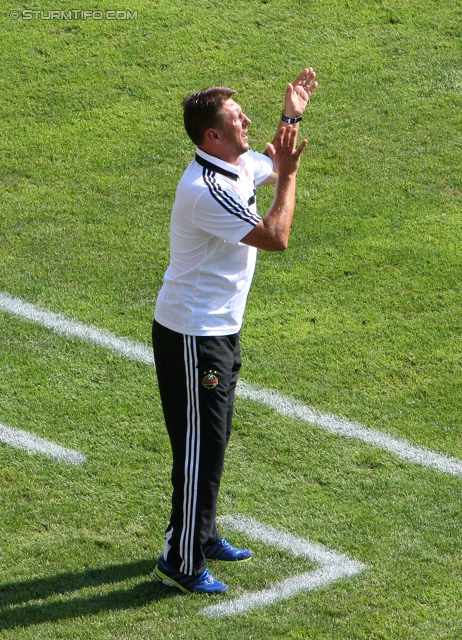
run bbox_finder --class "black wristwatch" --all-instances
[281,113,302,124]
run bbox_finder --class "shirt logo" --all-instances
[202,371,219,390]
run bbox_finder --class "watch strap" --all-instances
[281,113,302,124]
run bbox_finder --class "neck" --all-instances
[197,144,241,166]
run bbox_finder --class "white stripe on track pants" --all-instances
[152,320,241,575]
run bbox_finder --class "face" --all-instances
[217,99,252,161]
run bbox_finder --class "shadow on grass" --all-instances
[0,559,176,630]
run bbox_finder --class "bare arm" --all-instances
[241,126,307,251]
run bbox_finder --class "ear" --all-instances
[204,128,221,145]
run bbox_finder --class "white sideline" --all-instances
[236,381,462,477]
[0,421,86,465]
[1,291,462,477]
[200,515,367,618]
[0,291,154,366]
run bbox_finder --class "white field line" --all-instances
[0,292,154,366]
[200,515,366,618]
[2,291,462,477]
[236,381,462,477]
[0,421,86,465]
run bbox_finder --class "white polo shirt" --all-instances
[154,147,273,336]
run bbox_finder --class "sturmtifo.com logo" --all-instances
[10,9,138,20]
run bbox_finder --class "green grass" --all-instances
[1,0,462,638]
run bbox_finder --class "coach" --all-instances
[153,68,317,594]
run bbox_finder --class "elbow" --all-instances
[273,230,290,251]
[265,237,288,252]
[273,239,289,252]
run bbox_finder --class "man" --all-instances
[153,68,318,594]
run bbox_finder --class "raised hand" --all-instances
[265,125,308,177]
[284,67,318,117]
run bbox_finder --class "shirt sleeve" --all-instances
[246,149,273,186]
[192,188,260,245]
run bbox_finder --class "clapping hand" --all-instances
[284,67,318,117]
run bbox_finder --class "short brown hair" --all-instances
[182,86,236,146]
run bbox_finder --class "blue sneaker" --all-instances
[203,538,253,561]
[153,555,228,594]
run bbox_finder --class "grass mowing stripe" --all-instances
[2,290,462,477]
[0,421,86,465]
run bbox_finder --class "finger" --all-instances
[276,125,288,148]
[265,142,276,159]
[288,125,299,148]
[306,67,316,81]
[293,68,310,86]
[278,126,299,155]
[280,125,296,149]
[294,138,308,159]
[285,82,294,96]
[295,68,317,95]
[295,67,315,88]
[306,80,318,96]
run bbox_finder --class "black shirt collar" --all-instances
[195,149,239,181]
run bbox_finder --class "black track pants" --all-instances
[152,321,241,576]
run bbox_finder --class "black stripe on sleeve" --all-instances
[203,169,260,227]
